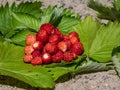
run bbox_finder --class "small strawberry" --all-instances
[24,46,34,55]
[31,50,41,58]
[63,51,73,62]
[40,23,55,35]
[25,34,36,45]
[49,34,60,44]
[31,56,42,65]
[23,54,33,63]
[42,53,51,64]
[57,40,71,52]
[52,51,63,63]
[58,41,67,52]
[64,39,72,50]
[70,36,79,44]
[44,43,58,54]
[70,42,84,55]
[53,28,63,40]
[32,41,43,51]
[68,32,79,39]
[63,34,69,40]
[36,29,49,44]
[72,52,77,60]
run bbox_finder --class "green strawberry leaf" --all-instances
[89,22,120,62]
[114,0,120,10]
[63,8,80,19]
[46,67,74,81]
[39,6,80,30]
[44,56,82,81]
[74,17,120,62]
[58,16,80,34]
[112,54,120,76]
[0,33,4,42]
[0,42,54,88]
[11,1,42,19]
[74,60,111,75]
[0,3,13,37]
[74,16,100,54]
[49,7,63,27]
[12,12,40,31]
[0,1,42,38]
[39,6,55,26]
[88,0,120,22]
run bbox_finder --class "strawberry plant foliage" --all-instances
[74,17,120,62]
[88,0,120,22]
[0,2,80,45]
[0,42,54,88]
[112,54,120,76]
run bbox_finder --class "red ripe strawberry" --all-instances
[64,39,72,50]
[23,54,33,63]
[32,41,43,51]
[36,29,49,44]
[42,53,51,64]
[25,34,36,45]
[24,46,34,54]
[44,43,58,54]
[31,50,41,58]
[40,23,55,34]
[49,34,60,44]
[58,40,71,52]
[58,41,67,52]
[68,32,79,39]
[31,56,42,65]
[70,42,84,55]
[72,52,77,60]
[70,36,80,44]
[53,28,63,40]
[63,51,73,62]
[63,34,69,40]
[52,51,63,63]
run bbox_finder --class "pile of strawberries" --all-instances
[23,23,84,65]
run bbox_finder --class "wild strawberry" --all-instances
[70,42,84,55]
[68,32,79,39]
[24,46,34,54]
[36,29,49,44]
[57,40,71,52]
[49,34,60,44]
[31,50,41,58]
[42,53,51,64]
[40,23,55,34]
[72,52,77,60]
[53,28,63,40]
[63,34,69,40]
[70,36,79,44]
[44,43,58,54]
[58,41,67,52]
[32,41,43,51]
[23,54,33,63]
[63,51,73,62]
[64,39,72,50]
[52,51,63,63]
[31,56,42,65]
[25,34,36,45]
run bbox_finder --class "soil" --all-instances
[0,0,120,90]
